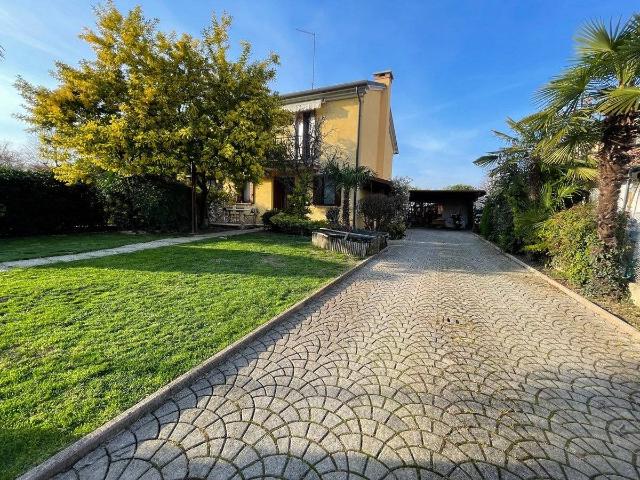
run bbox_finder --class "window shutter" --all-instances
[312,175,322,205]
[334,184,342,206]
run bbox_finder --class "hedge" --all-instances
[96,174,192,232]
[270,212,327,236]
[0,167,105,235]
[0,167,194,236]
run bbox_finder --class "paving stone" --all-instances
[54,230,640,479]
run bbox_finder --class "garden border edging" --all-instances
[19,246,386,480]
[473,232,640,339]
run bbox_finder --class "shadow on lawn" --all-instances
[0,426,74,480]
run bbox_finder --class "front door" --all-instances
[273,176,293,210]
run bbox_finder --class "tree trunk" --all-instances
[341,187,351,228]
[528,158,542,204]
[596,114,638,248]
[197,176,209,228]
[190,162,197,234]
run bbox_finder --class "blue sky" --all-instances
[1,0,638,188]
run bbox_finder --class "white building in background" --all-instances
[619,168,640,304]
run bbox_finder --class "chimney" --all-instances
[372,70,393,86]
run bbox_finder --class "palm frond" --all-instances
[473,154,500,167]
[598,86,640,114]
[533,110,600,166]
[535,66,593,113]
[576,19,621,56]
[620,14,640,72]
[565,165,598,181]
[492,129,518,143]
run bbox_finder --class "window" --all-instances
[313,175,341,206]
[236,182,254,204]
[295,111,315,161]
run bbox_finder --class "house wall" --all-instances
[253,177,273,216]
[316,97,359,164]
[243,75,395,227]
[358,85,394,180]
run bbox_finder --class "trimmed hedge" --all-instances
[96,174,192,232]
[0,167,105,235]
[0,167,194,236]
[270,212,327,236]
[261,209,280,229]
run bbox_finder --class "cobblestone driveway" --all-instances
[55,230,640,480]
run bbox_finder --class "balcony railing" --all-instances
[209,204,260,227]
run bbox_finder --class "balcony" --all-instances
[209,204,260,228]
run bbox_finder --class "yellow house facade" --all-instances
[230,70,398,227]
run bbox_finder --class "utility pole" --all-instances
[295,28,316,89]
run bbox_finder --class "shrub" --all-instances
[358,194,396,230]
[479,195,519,252]
[537,203,629,297]
[96,174,192,231]
[261,209,279,229]
[0,166,105,235]
[384,219,406,240]
[284,172,312,218]
[325,206,341,228]
[270,212,327,236]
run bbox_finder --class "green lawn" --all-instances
[0,232,172,263]
[0,233,356,479]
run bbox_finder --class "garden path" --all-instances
[0,229,259,271]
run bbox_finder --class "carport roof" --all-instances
[409,189,486,202]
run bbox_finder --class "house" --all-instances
[216,71,398,227]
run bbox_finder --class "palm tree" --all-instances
[475,116,597,203]
[475,117,546,203]
[536,17,640,248]
[323,160,374,228]
[476,115,597,247]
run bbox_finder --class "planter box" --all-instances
[312,229,387,258]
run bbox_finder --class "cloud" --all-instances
[394,127,487,189]
[0,4,82,59]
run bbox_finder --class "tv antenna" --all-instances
[296,28,316,89]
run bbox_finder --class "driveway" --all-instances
[53,229,640,479]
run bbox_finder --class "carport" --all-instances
[408,189,485,229]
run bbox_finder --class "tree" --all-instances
[0,143,24,168]
[475,115,597,251]
[535,17,640,248]
[323,160,374,228]
[445,184,476,191]
[16,3,287,229]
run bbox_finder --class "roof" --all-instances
[373,69,394,80]
[409,189,486,202]
[389,112,399,154]
[279,80,386,103]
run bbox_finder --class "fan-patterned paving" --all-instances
[54,229,640,480]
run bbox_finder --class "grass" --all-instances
[0,232,173,263]
[0,232,356,479]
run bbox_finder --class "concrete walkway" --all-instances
[0,229,260,271]
[51,229,640,479]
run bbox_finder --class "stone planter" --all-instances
[312,228,387,258]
